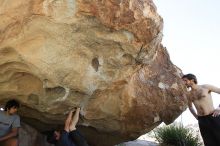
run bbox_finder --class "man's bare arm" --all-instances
[203,84,220,94]
[69,107,80,131]
[64,110,74,132]
[188,101,198,120]
[0,128,18,141]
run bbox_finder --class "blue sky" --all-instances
[153,0,220,125]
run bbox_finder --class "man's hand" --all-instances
[212,107,220,117]
[0,128,18,141]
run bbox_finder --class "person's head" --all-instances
[46,130,61,144]
[182,73,198,88]
[4,99,20,114]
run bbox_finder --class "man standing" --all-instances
[0,99,20,146]
[182,74,220,146]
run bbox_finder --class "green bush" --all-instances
[154,124,202,146]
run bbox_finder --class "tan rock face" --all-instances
[0,0,187,145]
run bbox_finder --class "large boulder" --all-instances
[0,0,187,145]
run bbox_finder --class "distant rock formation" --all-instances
[0,0,187,145]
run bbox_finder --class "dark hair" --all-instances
[182,74,198,84]
[4,99,20,111]
[46,130,57,144]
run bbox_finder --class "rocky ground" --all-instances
[119,140,158,146]
[117,123,204,146]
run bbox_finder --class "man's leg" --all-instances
[198,116,216,146]
[210,116,220,145]
[0,141,5,146]
[3,138,18,146]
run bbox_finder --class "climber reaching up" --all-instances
[46,107,89,146]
